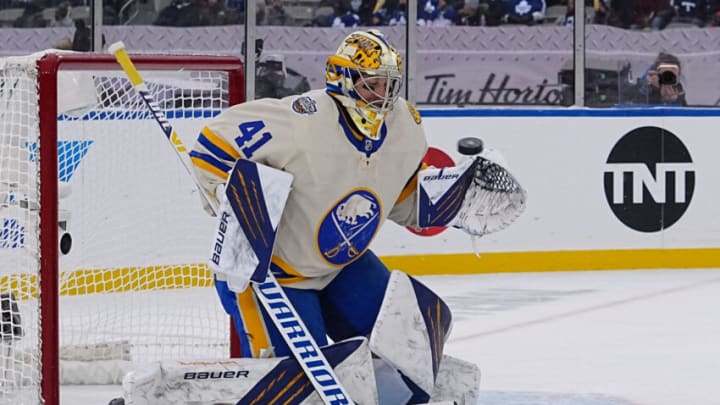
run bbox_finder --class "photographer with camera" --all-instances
[255,53,311,99]
[629,52,687,106]
[242,38,311,100]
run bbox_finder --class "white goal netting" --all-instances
[0,51,241,404]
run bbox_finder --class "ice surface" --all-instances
[61,269,720,405]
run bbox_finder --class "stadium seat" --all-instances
[71,5,90,22]
[665,21,701,29]
[543,5,567,25]
[284,5,314,26]
[313,5,334,19]
[41,7,57,22]
[0,7,24,27]
[584,6,595,23]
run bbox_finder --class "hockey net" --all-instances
[0,51,243,404]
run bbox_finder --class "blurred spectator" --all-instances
[71,18,90,50]
[258,2,267,23]
[591,0,613,25]
[69,19,106,50]
[103,0,120,24]
[595,0,674,29]
[482,0,508,25]
[631,0,675,30]
[456,0,481,25]
[13,3,46,27]
[264,0,286,25]
[419,0,458,26]
[629,52,687,105]
[503,0,547,25]
[711,9,720,25]
[562,0,575,26]
[332,0,362,27]
[355,0,382,25]
[225,0,243,12]
[155,0,211,26]
[366,9,387,25]
[670,0,708,26]
[55,36,73,50]
[712,0,720,13]
[600,1,637,28]
[224,0,265,24]
[49,1,73,27]
[384,0,408,25]
[711,0,720,25]
[444,0,505,26]
[311,6,335,26]
[202,0,240,25]
[562,0,597,26]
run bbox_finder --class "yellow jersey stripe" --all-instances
[237,288,270,358]
[201,126,240,160]
[191,156,229,180]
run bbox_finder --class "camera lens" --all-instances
[659,71,677,85]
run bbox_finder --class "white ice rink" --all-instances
[62,268,720,405]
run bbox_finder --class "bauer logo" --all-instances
[407,147,455,237]
[211,211,231,265]
[183,370,249,379]
[603,126,695,232]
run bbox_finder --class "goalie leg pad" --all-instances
[121,337,377,405]
[430,355,481,405]
[369,270,453,402]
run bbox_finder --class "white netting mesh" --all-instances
[0,55,42,404]
[0,51,237,401]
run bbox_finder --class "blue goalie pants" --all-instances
[215,249,390,358]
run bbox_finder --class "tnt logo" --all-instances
[603,126,695,232]
[0,219,25,249]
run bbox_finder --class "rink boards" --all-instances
[5,107,720,282]
[380,108,720,274]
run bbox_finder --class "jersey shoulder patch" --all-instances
[406,101,422,124]
[292,96,318,115]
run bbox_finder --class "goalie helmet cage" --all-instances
[0,51,244,405]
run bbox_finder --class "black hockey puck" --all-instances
[457,137,484,156]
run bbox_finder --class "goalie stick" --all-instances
[109,42,354,405]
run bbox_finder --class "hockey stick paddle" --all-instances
[109,42,354,405]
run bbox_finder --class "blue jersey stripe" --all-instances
[188,150,231,173]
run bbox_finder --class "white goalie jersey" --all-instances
[190,89,427,289]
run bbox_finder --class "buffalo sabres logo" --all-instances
[347,34,382,69]
[292,96,317,115]
[317,189,382,265]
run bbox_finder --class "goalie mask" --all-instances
[326,29,403,140]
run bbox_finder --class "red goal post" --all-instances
[0,51,244,404]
